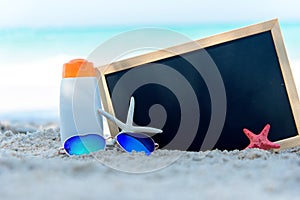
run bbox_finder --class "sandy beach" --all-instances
[0,122,300,200]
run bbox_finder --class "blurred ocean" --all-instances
[0,21,299,123]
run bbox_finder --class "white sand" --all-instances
[0,123,300,200]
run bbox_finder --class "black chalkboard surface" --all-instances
[97,19,300,151]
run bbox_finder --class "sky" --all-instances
[0,0,300,27]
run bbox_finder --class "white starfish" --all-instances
[98,97,163,134]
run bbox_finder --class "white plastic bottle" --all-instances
[59,59,103,145]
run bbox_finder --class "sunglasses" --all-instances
[64,132,158,156]
[63,97,162,156]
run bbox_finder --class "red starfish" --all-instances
[243,124,280,150]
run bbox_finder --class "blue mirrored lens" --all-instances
[64,134,106,155]
[116,132,155,155]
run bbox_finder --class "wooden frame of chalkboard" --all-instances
[96,19,300,151]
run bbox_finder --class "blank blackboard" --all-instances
[97,19,300,151]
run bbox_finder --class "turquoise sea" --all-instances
[0,21,299,122]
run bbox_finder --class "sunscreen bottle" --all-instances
[59,59,103,145]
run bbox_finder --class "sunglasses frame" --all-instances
[115,132,159,155]
[63,132,158,156]
[63,133,107,156]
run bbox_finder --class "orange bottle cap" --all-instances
[63,59,96,78]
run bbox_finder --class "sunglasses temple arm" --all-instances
[154,143,159,150]
[97,109,127,130]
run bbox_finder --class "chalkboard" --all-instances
[97,19,300,151]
